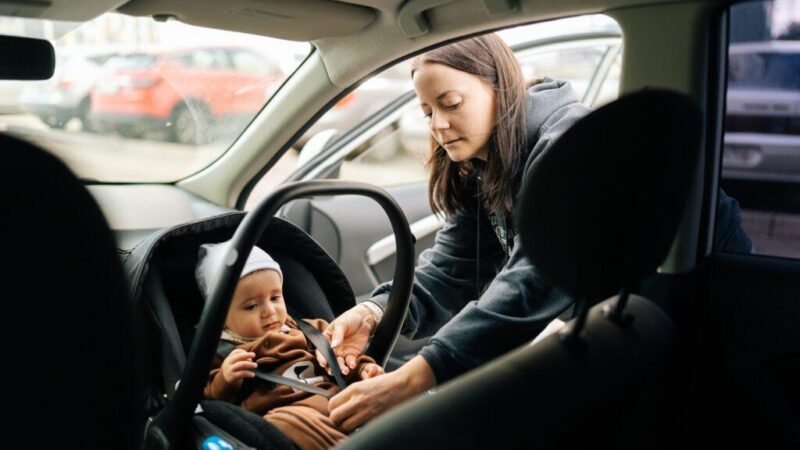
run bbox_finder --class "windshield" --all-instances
[0,13,310,182]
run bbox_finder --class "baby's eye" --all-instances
[270,295,282,302]
[244,303,258,311]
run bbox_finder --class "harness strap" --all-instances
[296,319,347,389]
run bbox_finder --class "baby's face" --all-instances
[225,269,286,339]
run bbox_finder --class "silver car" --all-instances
[723,40,800,183]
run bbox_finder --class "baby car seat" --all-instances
[124,213,359,449]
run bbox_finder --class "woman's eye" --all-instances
[444,102,461,110]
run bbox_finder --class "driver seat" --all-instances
[2,134,142,449]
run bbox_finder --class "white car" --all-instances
[18,49,117,130]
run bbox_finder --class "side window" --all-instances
[294,17,622,189]
[719,0,800,258]
[245,15,622,207]
[516,44,607,102]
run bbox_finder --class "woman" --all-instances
[320,33,586,431]
[321,33,752,431]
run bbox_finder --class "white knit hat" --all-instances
[195,241,282,298]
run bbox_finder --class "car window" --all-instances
[169,49,230,70]
[0,12,310,183]
[230,49,278,75]
[718,0,800,259]
[253,16,622,197]
[516,45,605,100]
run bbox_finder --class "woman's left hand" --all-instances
[328,356,435,432]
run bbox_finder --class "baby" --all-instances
[197,242,383,450]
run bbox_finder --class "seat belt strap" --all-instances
[216,340,335,399]
[296,319,347,389]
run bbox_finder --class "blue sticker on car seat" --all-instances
[202,436,234,450]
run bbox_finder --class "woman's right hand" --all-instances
[317,304,376,374]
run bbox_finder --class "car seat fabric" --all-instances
[200,400,298,450]
[339,89,701,449]
[2,134,141,449]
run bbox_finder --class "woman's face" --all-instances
[413,62,497,162]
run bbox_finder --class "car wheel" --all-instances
[78,97,94,133]
[170,102,212,145]
[41,114,67,129]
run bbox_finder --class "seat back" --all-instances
[2,134,141,449]
[339,89,702,449]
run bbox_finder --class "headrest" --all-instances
[515,89,702,301]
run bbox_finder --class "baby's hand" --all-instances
[358,363,385,380]
[221,349,257,387]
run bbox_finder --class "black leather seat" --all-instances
[2,134,142,449]
[338,89,702,449]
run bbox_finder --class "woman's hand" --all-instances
[358,363,385,380]
[221,349,257,387]
[317,304,376,373]
[328,356,436,432]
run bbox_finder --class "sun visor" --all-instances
[118,0,377,41]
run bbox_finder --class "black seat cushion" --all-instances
[200,400,298,450]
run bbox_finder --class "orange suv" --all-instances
[89,46,283,145]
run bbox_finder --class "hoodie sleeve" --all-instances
[418,235,573,384]
[714,190,753,254]
[366,197,505,340]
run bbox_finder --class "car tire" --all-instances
[170,102,212,146]
[41,114,67,129]
[78,97,94,133]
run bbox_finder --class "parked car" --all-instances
[723,40,800,182]
[89,46,284,144]
[19,49,118,130]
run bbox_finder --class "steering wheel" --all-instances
[144,180,416,450]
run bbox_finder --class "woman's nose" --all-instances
[429,111,449,131]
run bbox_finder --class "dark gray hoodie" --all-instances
[367,79,588,383]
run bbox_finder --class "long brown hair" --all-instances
[412,34,528,217]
